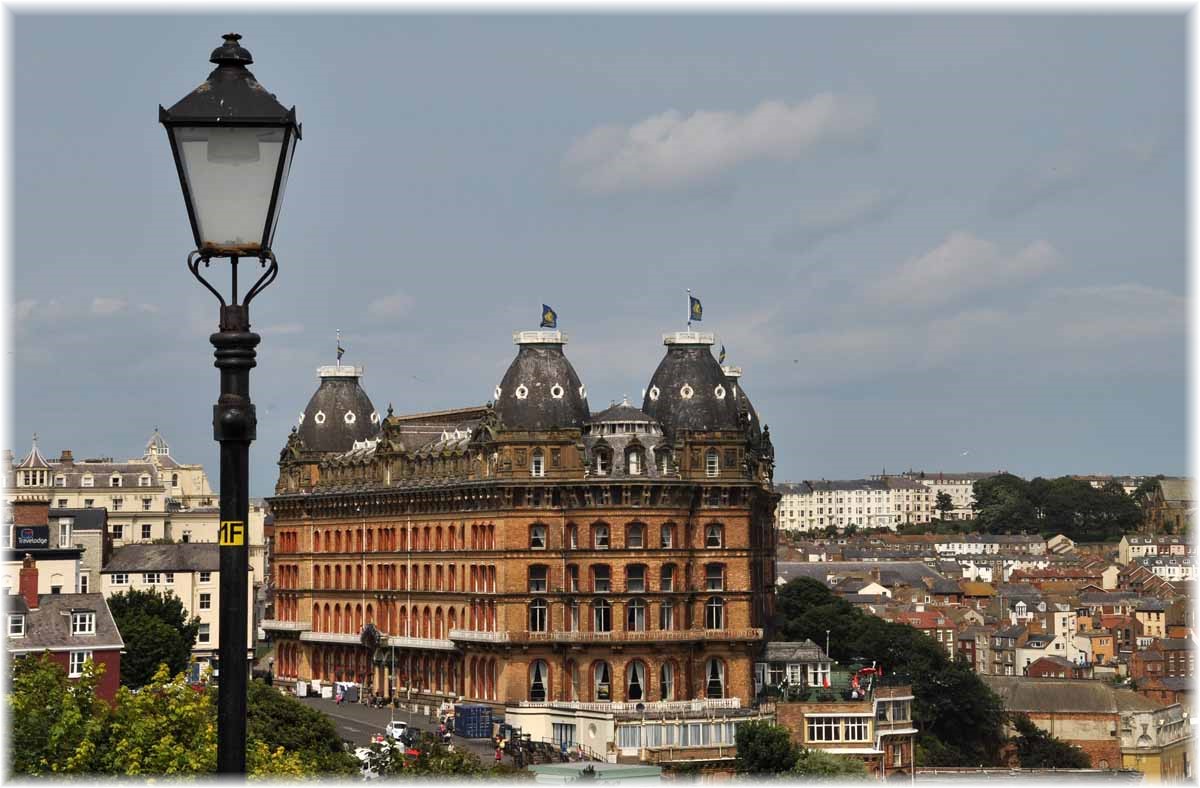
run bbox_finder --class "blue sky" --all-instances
[9,13,1187,496]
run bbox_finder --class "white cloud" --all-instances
[563,94,877,193]
[1030,284,1186,345]
[367,291,415,321]
[261,322,305,336]
[772,187,901,251]
[90,297,128,316]
[137,303,161,315]
[15,299,38,322]
[862,232,1062,311]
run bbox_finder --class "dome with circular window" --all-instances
[642,332,741,440]
[295,364,381,454]
[494,330,590,432]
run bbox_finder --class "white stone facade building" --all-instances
[775,478,934,532]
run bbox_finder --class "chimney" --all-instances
[19,555,38,609]
[12,497,49,527]
[59,450,73,464]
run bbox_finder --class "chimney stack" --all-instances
[59,450,74,464]
[19,555,38,609]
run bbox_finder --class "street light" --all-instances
[160,32,300,775]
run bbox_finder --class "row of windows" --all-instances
[109,571,212,586]
[532,563,724,593]
[527,595,728,632]
[306,562,495,593]
[528,657,728,702]
[309,600,497,636]
[537,522,725,550]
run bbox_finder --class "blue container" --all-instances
[454,704,493,739]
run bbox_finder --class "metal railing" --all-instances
[448,627,762,645]
[517,698,741,713]
[260,619,311,632]
[385,635,458,652]
[448,629,510,643]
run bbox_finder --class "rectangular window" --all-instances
[660,565,675,592]
[806,717,841,743]
[706,564,725,591]
[594,525,610,549]
[112,498,123,510]
[8,614,24,638]
[71,612,96,635]
[844,718,869,741]
[81,477,94,488]
[807,663,830,688]
[78,574,89,594]
[111,476,121,487]
[144,572,160,585]
[198,624,210,644]
[112,573,128,586]
[660,525,673,549]
[84,499,94,508]
[69,650,92,677]
[199,572,212,584]
[199,592,212,610]
[627,565,645,593]
[530,525,547,549]
[142,498,152,511]
[567,565,579,592]
[141,524,152,540]
[659,603,675,631]
[112,524,124,540]
[57,499,67,508]
[163,572,174,584]
[59,523,71,548]
[529,566,548,593]
[593,566,611,593]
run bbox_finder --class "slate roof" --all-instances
[1158,478,1192,503]
[589,401,654,424]
[763,639,827,663]
[16,439,49,469]
[48,508,107,531]
[495,333,589,432]
[777,561,943,588]
[642,334,741,440]
[296,366,381,454]
[102,543,220,573]
[7,592,124,653]
[981,676,1163,713]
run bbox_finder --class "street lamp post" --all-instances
[160,33,300,775]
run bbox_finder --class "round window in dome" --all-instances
[550,384,565,399]
[579,384,588,399]
[314,410,326,425]
[714,384,726,400]
[649,386,660,401]
[344,411,357,425]
[515,384,529,400]
[680,384,694,400]
[370,411,380,424]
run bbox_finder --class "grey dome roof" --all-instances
[723,365,762,442]
[590,400,655,425]
[643,332,741,439]
[494,331,589,432]
[296,366,381,454]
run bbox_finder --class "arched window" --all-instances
[529,598,548,632]
[171,473,179,487]
[593,661,612,701]
[705,658,725,698]
[625,448,642,476]
[705,449,719,478]
[594,449,611,476]
[530,524,547,550]
[567,524,579,549]
[529,565,548,593]
[626,523,645,549]
[626,598,646,632]
[566,564,580,592]
[660,662,675,700]
[706,563,725,591]
[529,660,549,702]
[626,660,646,701]
[531,450,545,478]
[705,597,725,630]
[592,600,612,633]
[566,660,581,701]
[705,523,724,548]
[593,523,610,549]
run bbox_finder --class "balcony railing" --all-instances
[260,619,311,632]
[299,631,364,645]
[448,629,511,643]
[447,627,763,645]
[385,635,458,652]
[518,698,742,714]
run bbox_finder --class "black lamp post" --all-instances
[160,33,300,775]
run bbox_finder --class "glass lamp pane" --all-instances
[173,126,286,251]
[266,130,297,249]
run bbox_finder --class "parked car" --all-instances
[384,720,407,740]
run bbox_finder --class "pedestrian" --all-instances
[495,746,502,764]
[335,691,343,705]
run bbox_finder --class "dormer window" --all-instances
[138,475,151,487]
[8,614,24,638]
[110,475,122,488]
[625,448,642,476]
[81,475,94,488]
[71,611,96,636]
[594,449,611,476]
[54,475,65,487]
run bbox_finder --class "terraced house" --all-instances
[266,328,778,711]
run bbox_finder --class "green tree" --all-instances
[8,652,110,775]
[246,679,358,775]
[101,663,217,775]
[1132,476,1164,504]
[773,578,1007,766]
[735,720,798,774]
[973,474,1036,533]
[791,747,869,778]
[1011,713,1091,768]
[935,492,954,520]
[107,588,200,688]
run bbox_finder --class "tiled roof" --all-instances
[981,676,1163,713]
[7,592,123,653]
[102,543,219,573]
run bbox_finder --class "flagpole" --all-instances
[686,288,691,331]
[336,328,341,369]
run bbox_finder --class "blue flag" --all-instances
[719,345,726,364]
[689,296,703,322]
[541,304,558,329]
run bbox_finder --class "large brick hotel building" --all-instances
[266,328,778,709]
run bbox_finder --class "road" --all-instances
[297,696,501,763]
